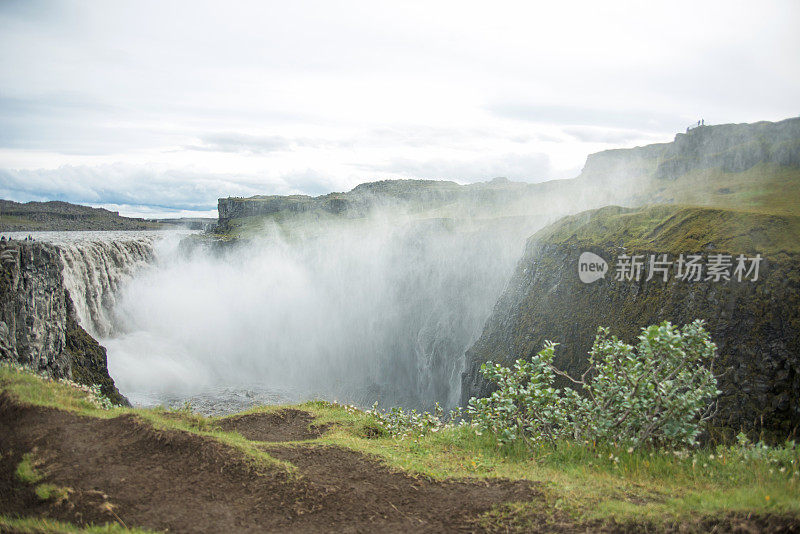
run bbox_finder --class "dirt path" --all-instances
[217,409,327,442]
[0,394,538,533]
[266,445,535,531]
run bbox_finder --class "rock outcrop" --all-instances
[461,205,800,439]
[654,119,800,179]
[0,239,127,405]
[216,178,561,232]
[574,117,800,184]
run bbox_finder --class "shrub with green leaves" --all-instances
[467,342,569,445]
[563,320,720,447]
[468,320,720,448]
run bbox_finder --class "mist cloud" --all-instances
[562,126,665,145]
[101,214,539,409]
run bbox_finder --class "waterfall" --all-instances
[19,221,534,412]
[101,217,536,411]
[59,236,158,337]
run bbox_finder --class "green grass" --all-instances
[0,363,293,475]
[232,400,799,524]
[2,363,798,530]
[33,483,71,503]
[0,515,156,533]
[643,163,800,217]
[15,452,44,484]
[535,203,800,257]
[14,450,72,505]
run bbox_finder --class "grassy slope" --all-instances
[0,215,47,230]
[535,161,800,254]
[1,364,798,532]
[642,163,800,217]
[534,204,800,257]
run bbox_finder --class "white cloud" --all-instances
[359,153,556,183]
[0,0,798,210]
[93,204,219,220]
[0,164,272,211]
[185,133,296,154]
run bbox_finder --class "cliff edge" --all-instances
[0,239,127,405]
[462,205,800,439]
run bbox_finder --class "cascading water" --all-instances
[59,236,159,337]
[12,216,539,414]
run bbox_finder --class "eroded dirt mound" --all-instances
[0,394,539,533]
[217,409,326,442]
[266,444,538,531]
[0,393,307,533]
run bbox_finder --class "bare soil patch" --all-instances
[217,409,326,442]
[0,394,537,532]
[266,444,538,531]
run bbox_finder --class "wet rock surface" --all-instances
[0,239,127,404]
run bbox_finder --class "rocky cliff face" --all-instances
[462,206,800,439]
[0,239,127,405]
[216,178,561,231]
[575,117,800,185]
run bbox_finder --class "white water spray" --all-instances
[100,215,537,410]
[22,214,540,412]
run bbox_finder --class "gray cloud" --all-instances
[0,165,278,211]
[357,153,555,184]
[561,126,661,145]
[0,163,356,215]
[486,103,688,133]
[185,133,295,154]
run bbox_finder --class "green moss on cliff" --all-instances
[641,163,800,216]
[464,204,800,440]
[534,204,800,256]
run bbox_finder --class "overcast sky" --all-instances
[1,0,798,218]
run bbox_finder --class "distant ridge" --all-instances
[0,199,164,231]
[215,117,800,237]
